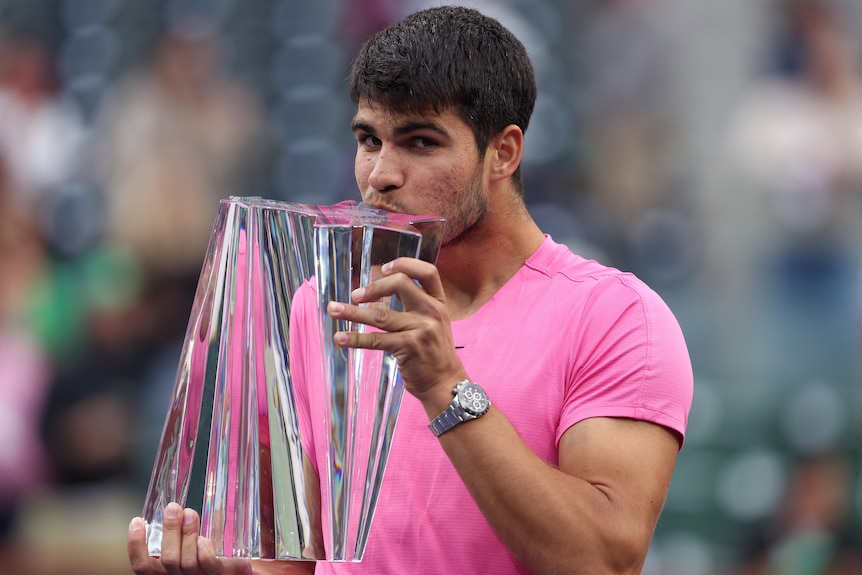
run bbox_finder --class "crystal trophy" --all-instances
[141,196,444,562]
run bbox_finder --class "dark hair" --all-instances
[349,5,537,190]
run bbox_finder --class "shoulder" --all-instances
[526,236,637,285]
[525,236,670,318]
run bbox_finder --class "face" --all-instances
[352,101,488,245]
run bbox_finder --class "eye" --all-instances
[357,134,381,148]
[411,137,437,150]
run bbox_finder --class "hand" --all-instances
[127,503,254,575]
[327,257,467,403]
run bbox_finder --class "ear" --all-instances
[487,124,524,184]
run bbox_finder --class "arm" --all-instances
[329,257,683,574]
[127,503,315,575]
[434,410,678,574]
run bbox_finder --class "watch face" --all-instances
[456,382,490,416]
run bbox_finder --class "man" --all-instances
[127,6,693,574]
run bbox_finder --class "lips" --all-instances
[362,198,404,214]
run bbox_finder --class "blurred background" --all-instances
[0,0,861,573]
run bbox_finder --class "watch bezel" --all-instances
[454,380,490,417]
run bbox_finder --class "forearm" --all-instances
[432,408,655,575]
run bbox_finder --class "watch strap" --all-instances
[428,402,474,437]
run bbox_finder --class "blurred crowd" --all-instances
[0,0,861,574]
[0,3,268,573]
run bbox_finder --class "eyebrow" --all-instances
[351,119,449,139]
[351,120,374,134]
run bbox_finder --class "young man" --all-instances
[127,6,693,574]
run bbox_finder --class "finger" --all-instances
[352,271,430,309]
[381,258,445,300]
[128,517,166,575]
[196,537,222,575]
[159,502,185,574]
[328,300,411,335]
[332,320,391,350]
[180,508,202,573]
[351,272,444,321]
[198,539,253,575]
[379,259,446,312]
[350,257,443,305]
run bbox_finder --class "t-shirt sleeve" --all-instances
[558,275,693,447]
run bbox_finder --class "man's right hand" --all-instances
[128,502,314,575]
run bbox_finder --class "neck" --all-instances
[436,198,545,321]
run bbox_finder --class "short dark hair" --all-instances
[349,5,537,190]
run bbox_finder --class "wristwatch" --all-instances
[428,380,491,437]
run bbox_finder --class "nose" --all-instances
[366,145,404,192]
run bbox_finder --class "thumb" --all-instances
[197,537,253,575]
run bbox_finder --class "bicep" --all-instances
[558,417,680,530]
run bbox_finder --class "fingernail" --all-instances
[165,503,180,519]
[334,332,348,345]
[328,301,344,313]
[183,508,195,525]
[130,517,144,532]
[382,262,393,273]
[352,287,365,300]
[197,536,207,550]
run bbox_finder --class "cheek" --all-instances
[434,173,463,200]
[354,155,369,184]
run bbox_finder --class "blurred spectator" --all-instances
[94,18,266,284]
[0,126,144,574]
[578,0,676,272]
[724,0,862,382]
[1,12,271,573]
[89,14,269,491]
[0,37,62,553]
[0,32,85,219]
[0,153,52,571]
[739,452,862,575]
[727,0,862,235]
[0,29,99,366]
[38,247,145,487]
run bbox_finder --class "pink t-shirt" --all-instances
[292,236,693,574]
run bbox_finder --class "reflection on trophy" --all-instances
[141,197,444,562]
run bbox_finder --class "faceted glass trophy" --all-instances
[141,197,444,562]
